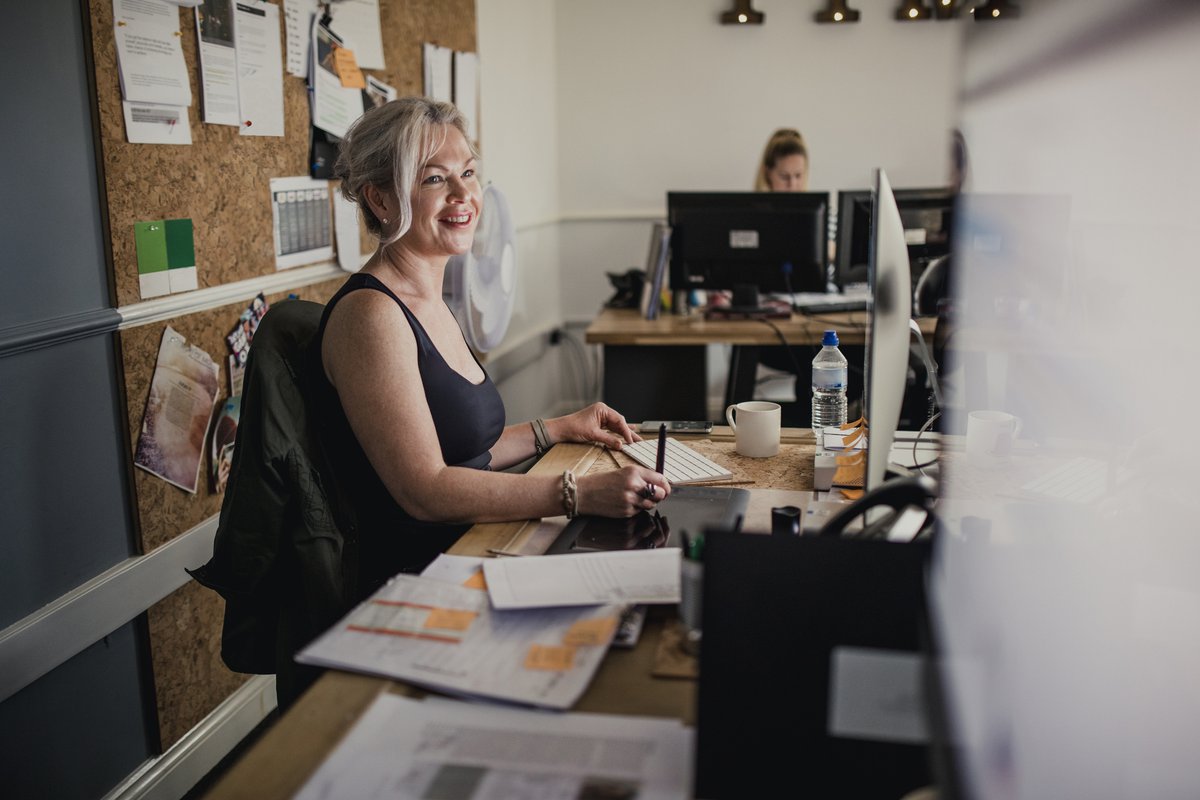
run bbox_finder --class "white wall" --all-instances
[553,0,966,321]
[477,0,966,412]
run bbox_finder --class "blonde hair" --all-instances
[754,128,808,191]
[334,97,479,245]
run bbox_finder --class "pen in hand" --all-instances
[655,422,667,477]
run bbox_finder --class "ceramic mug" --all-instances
[725,400,781,458]
[966,410,1022,468]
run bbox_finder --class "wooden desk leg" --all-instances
[602,345,709,421]
[725,344,762,410]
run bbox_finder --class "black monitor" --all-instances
[667,191,829,297]
[836,187,955,291]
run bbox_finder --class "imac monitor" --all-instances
[864,169,913,493]
[837,187,954,291]
[667,191,828,296]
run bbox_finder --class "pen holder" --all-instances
[679,558,703,656]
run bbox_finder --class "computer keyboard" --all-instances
[622,438,733,485]
[1018,456,1115,504]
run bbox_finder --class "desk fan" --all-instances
[444,184,517,352]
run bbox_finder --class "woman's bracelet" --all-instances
[561,469,578,518]
[531,418,553,456]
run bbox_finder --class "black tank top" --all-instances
[316,273,506,592]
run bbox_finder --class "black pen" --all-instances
[656,422,667,476]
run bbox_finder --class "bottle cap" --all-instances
[822,330,839,347]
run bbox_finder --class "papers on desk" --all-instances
[296,574,623,709]
[483,550,682,610]
[293,693,694,800]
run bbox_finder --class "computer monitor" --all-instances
[667,191,828,297]
[836,187,954,291]
[864,169,913,493]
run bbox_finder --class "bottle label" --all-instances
[812,368,847,391]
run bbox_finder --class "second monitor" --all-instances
[667,191,829,298]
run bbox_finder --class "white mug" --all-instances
[725,401,781,458]
[966,410,1022,468]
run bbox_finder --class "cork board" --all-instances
[89,0,479,308]
[119,279,345,552]
[93,0,479,752]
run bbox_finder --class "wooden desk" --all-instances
[202,429,819,800]
[585,307,935,423]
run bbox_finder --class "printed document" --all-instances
[234,0,285,136]
[296,574,623,709]
[325,0,386,70]
[483,550,681,610]
[194,0,239,126]
[293,693,693,800]
[113,0,192,107]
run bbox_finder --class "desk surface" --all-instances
[585,307,936,347]
[202,429,819,800]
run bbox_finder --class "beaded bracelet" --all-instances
[532,418,553,456]
[561,469,578,519]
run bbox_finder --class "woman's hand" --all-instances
[577,466,671,518]
[547,403,640,451]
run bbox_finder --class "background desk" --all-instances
[585,307,936,423]
[202,429,817,800]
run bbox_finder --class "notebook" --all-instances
[622,437,733,484]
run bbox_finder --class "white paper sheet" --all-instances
[282,0,317,77]
[311,19,366,138]
[271,176,334,269]
[293,693,693,800]
[452,50,479,140]
[325,0,386,70]
[483,550,682,610]
[194,0,239,126]
[122,100,192,144]
[333,189,363,273]
[422,42,452,103]
[297,574,623,709]
[234,0,285,136]
[113,0,192,107]
[419,553,487,588]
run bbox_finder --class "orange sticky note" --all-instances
[524,644,575,671]
[461,569,487,591]
[423,607,477,632]
[333,47,366,89]
[563,617,618,647]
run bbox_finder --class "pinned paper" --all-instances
[135,218,196,298]
[563,617,619,647]
[333,46,366,88]
[525,644,575,672]
[424,608,477,632]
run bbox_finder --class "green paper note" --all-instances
[134,221,168,274]
[164,218,195,269]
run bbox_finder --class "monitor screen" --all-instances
[864,169,913,493]
[667,191,828,296]
[837,187,954,291]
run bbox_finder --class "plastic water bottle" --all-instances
[811,329,848,436]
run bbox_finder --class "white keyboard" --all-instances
[1019,456,1113,504]
[622,438,733,485]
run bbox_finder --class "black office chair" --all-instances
[188,299,360,708]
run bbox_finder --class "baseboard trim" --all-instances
[102,675,277,800]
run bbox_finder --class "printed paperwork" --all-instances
[483,550,682,610]
[296,574,622,709]
[293,693,693,800]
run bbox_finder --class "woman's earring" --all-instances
[382,217,389,225]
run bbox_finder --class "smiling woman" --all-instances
[282,96,674,704]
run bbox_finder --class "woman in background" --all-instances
[754,128,809,192]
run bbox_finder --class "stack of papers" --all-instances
[294,693,693,800]
[297,574,623,709]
